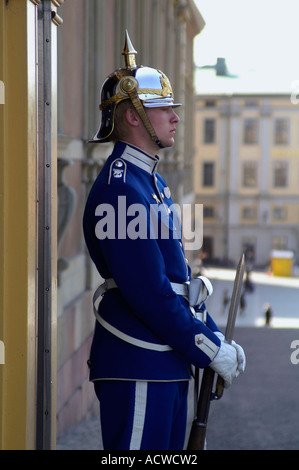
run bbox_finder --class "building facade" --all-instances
[194,91,299,269]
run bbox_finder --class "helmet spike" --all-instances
[122,30,138,70]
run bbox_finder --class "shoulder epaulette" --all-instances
[108,158,127,184]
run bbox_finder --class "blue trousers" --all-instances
[94,380,189,450]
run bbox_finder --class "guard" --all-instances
[83,31,246,450]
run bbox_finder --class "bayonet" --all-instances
[224,252,246,343]
[213,252,245,399]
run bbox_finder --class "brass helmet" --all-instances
[90,31,181,147]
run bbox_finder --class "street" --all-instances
[198,267,299,450]
[203,267,299,330]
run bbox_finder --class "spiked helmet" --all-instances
[90,31,181,147]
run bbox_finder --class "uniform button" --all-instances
[196,336,204,345]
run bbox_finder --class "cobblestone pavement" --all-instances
[56,270,299,451]
[56,412,102,450]
[205,327,299,450]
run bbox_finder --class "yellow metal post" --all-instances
[0,0,38,449]
[0,0,58,450]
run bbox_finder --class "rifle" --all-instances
[187,253,245,450]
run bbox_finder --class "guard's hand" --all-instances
[213,331,246,377]
[231,340,246,373]
[209,341,239,388]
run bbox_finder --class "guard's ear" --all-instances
[125,106,140,127]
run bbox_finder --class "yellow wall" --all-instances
[0,1,38,450]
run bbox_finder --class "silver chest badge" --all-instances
[113,168,124,178]
[164,186,171,199]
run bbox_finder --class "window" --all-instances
[202,236,213,259]
[202,162,214,187]
[242,241,256,263]
[273,161,288,188]
[203,206,214,218]
[245,100,258,107]
[241,207,257,220]
[243,118,259,144]
[272,206,287,220]
[203,119,216,143]
[274,118,289,145]
[205,100,215,107]
[271,236,287,250]
[242,161,257,187]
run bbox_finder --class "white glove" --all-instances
[214,331,246,374]
[210,340,239,388]
[231,340,246,373]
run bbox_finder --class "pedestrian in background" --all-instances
[264,303,273,327]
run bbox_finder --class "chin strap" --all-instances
[119,77,164,149]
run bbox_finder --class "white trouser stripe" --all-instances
[129,382,148,450]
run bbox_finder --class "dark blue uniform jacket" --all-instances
[83,141,221,382]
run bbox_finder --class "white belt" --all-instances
[92,278,205,352]
[94,278,188,298]
[169,281,189,297]
[92,279,175,352]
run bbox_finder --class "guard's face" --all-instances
[146,107,180,148]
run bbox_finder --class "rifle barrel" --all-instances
[187,367,215,450]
